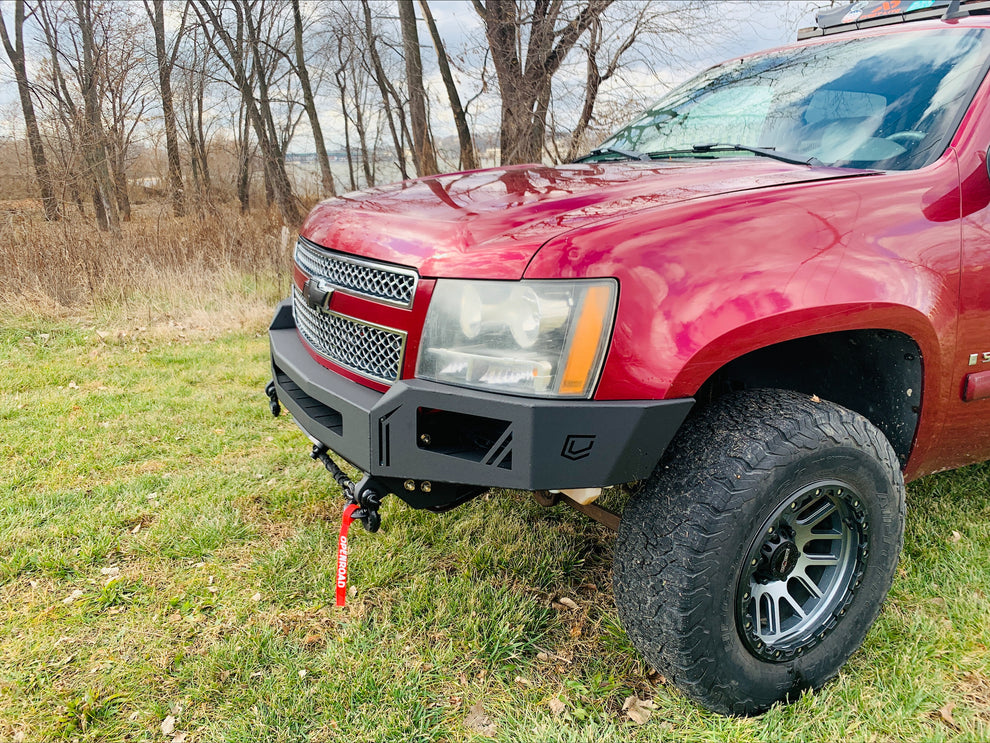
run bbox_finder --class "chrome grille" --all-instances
[292,287,406,384]
[294,238,418,308]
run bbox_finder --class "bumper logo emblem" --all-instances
[561,434,596,461]
[302,277,335,311]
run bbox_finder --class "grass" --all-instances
[0,200,989,740]
[0,200,293,328]
[0,317,989,742]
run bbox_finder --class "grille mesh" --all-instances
[293,287,406,384]
[295,238,417,307]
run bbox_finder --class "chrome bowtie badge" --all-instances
[302,277,334,311]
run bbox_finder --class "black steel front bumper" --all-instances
[269,300,693,508]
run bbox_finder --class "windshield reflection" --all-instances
[594,28,989,170]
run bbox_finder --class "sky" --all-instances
[0,0,826,151]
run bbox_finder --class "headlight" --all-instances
[416,279,617,398]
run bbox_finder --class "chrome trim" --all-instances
[294,237,419,308]
[292,286,407,385]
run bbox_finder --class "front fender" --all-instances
[524,157,960,412]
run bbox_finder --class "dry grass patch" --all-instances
[0,198,294,333]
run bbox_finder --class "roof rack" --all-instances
[797,0,990,40]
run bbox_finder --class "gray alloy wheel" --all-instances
[736,480,869,662]
[613,389,905,715]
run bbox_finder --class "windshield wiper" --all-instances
[687,143,823,167]
[575,146,649,163]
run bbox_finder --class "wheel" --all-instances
[612,389,905,715]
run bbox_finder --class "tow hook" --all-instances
[264,380,281,417]
[310,444,387,533]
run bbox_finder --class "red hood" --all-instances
[300,160,873,279]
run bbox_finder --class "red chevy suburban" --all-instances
[268,0,990,714]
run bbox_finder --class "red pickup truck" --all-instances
[268,0,990,715]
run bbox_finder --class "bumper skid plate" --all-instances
[268,300,693,510]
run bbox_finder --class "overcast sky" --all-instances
[0,1,825,150]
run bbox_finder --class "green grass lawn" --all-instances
[1,318,989,742]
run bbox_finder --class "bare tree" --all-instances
[338,45,362,190]
[290,0,334,197]
[35,0,122,231]
[419,0,476,171]
[194,0,301,225]
[174,21,214,201]
[77,0,121,230]
[99,4,151,222]
[0,0,61,220]
[397,0,437,176]
[473,0,613,165]
[145,0,188,216]
[359,0,409,180]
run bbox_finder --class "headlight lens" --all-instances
[416,279,617,397]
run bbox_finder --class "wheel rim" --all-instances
[736,480,869,662]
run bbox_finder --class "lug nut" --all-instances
[751,558,758,566]
[403,480,416,491]
[419,434,431,445]
[421,481,432,493]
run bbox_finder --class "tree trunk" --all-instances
[237,108,251,212]
[195,74,211,196]
[263,160,274,208]
[111,145,132,220]
[397,0,438,176]
[75,0,120,233]
[292,0,334,198]
[92,185,108,231]
[419,0,477,170]
[475,0,612,165]
[244,10,300,223]
[349,57,374,187]
[335,60,357,192]
[361,0,408,180]
[187,105,201,193]
[148,0,185,216]
[0,1,61,220]
[194,0,300,225]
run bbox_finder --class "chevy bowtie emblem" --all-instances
[302,277,334,311]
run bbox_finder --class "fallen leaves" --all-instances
[957,670,990,723]
[464,702,497,737]
[62,589,84,605]
[935,701,960,731]
[622,695,655,725]
[550,596,579,611]
[161,714,176,736]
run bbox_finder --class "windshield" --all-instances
[594,27,990,170]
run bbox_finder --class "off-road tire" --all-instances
[613,389,905,715]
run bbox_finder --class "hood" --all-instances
[300,160,874,279]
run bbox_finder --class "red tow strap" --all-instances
[336,503,359,606]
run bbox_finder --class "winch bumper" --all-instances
[268,300,693,508]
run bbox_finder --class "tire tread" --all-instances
[613,389,905,714]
